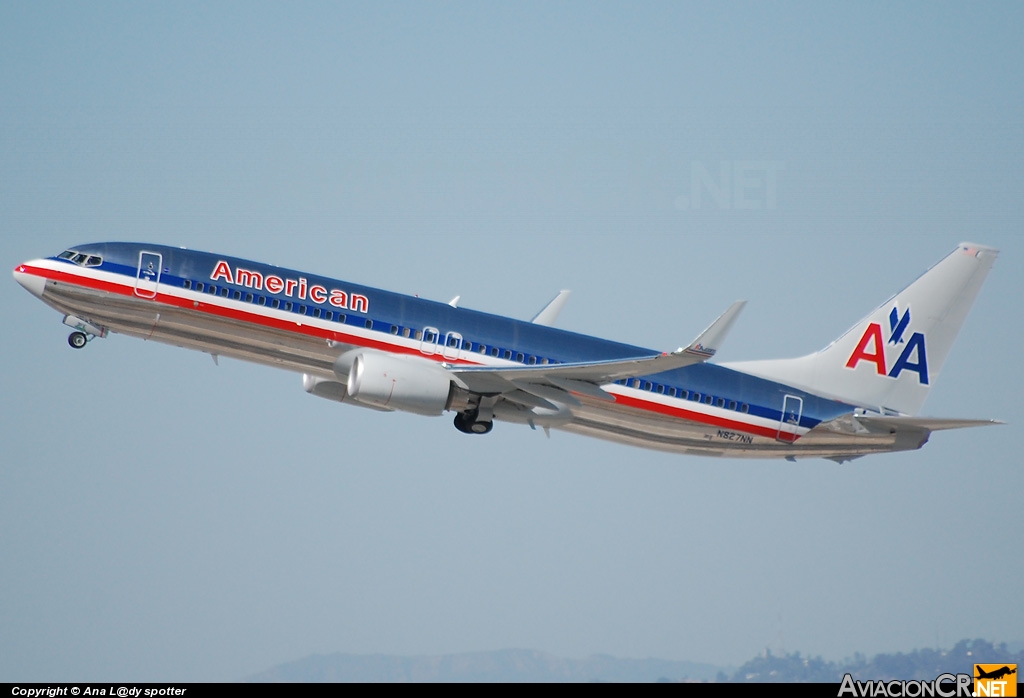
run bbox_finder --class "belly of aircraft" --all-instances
[558,399,911,459]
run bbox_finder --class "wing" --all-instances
[451,301,746,405]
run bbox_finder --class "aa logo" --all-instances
[975,664,1017,697]
[845,306,930,384]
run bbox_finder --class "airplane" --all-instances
[975,666,1016,681]
[13,241,1000,461]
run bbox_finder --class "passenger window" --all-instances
[516,352,524,362]
[630,379,640,389]
[478,344,487,354]
[245,293,254,303]
[716,397,725,408]
[283,301,292,311]
[365,319,372,329]
[337,314,346,323]
[704,395,713,405]
[219,288,229,297]
[196,282,205,292]
[312,308,321,318]
[258,296,267,306]
[414,330,422,340]
[528,356,537,365]
[390,325,398,335]
[643,381,652,391]
[490,347,499,357]
[691,392,700,402]
[681,390,689,400]
[402,328,410,338]
[540,358,548,364]
[741,404,750,413]
[729,400,737,410]
[232,291,241,300]
[183,280,192,290]
[657,385,665,394]
[271,299,280,309]
[503,350,512,360]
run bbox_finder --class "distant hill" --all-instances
[729,639,1024,683]
[243,648,723,683]
[244,639,1024,683]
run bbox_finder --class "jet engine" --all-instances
[344,351,454,416]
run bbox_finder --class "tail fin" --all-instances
[726,243,999,415]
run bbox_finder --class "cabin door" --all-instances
[135,251,162,299]
[776,395,803,443]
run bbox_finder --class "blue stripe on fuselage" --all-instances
[60,242,853,430]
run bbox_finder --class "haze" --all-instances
[1,2,1021,682]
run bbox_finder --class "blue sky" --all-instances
[2,1,1022,681]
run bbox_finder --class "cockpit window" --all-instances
[59,250,104,267]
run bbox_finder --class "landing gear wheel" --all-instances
[470,420,493,434]
[454,412,493,435]
[68,331,88,349]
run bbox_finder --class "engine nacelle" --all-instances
[345,352,453,416]
[303,373,396,412]
[303,373,349,403]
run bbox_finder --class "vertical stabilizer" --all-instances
[725,243,998,415]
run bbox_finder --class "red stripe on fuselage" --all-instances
[22,263,796,443]
[610,393,793,442]
[24,262,467,363]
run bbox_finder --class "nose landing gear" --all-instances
[62,315,107,349]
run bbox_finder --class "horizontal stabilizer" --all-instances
[856,416,1003,433]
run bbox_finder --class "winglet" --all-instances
[531,290,571,326]
[681,301,746,359]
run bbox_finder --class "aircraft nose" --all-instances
[13,263,46,298]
